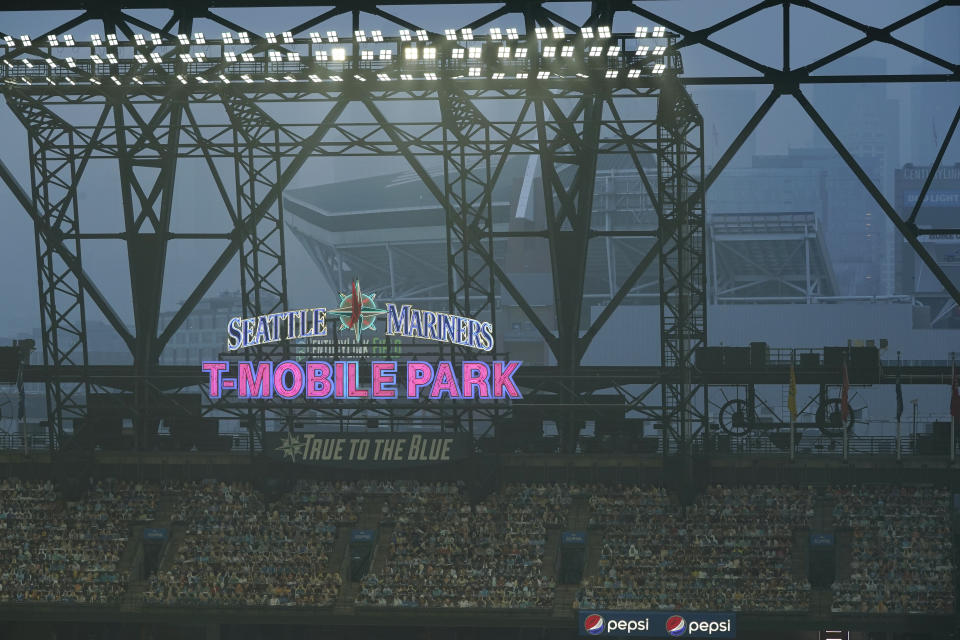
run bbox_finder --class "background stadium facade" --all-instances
[0,0,959,638]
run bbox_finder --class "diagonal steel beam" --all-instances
[796,90,960,307]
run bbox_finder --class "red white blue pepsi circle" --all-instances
[666,615,686,636]
[584,614,604,635]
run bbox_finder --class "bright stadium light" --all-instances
[552,26,565,39]
[196,76,208,83]
[535,27,547,39]
[361,50,373,60]
[355,30,367,42]
[581,27,594,38]
[91,54,103,64]
[222,32,234,44]
[515,72,527,79]
[400,73,412,80]
[653,26,666,37]
[238,32,250,44]
[265,32,277,43]
[377,72,390,81]
[309,32,323,43]
[607,45,621,56]
[65,57,76,68]
[423,47,437,60]
[352,74,365,81]
[598,26,611,39]
[134,53,147,63]
[451,48,464,59]
[467,46,482,59]
[47,34,59,46]
[331,48,346,61]
[110,75,121,85]
[308,74,321,82]
[241,74,253,83]
[372,30,384,42]
[543,45,556,57]
[399,30,411,42]
[106,53,118,64]
[424,71,437,80]
[635,26,649,38]
[652,62,665,73]
[193,32,205,45]
[492,72,504,79]
[605,69,618,78]
[64,76,75,85]
[282,31,293,43]
[468,66,480,76]
[561,45,574,57]
[379,50,392,60]
[497,46,510,59]
[3,35,15,47]
[635,46,649,56]
[64,34,76,46]
[150,52,162,63]
[241,52,255,62]
[195,52,206,61]
[489,28,502,40]
[108,33,120,45]
[588,46,603,57]
[653,45,666,55]
[178,53,193,63]
[177,33,189,45]
[506,28,519,40]
[218,74,230,83]
[444,28,457,40]
[133,34,145,45]
[416,29,428,41]
[514,47,527,58]
[91,34,103,46]
[314,51,328,62]
[287,52,300,61]
[327,31,339,43]
[627,68,641,78]
[461,28,473,40]
[404,46,418,60]
[537,70,549,79]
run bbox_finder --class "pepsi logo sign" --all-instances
[666,615,686,636]
[584,614,604,635]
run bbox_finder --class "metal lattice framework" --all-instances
[0,0,957,457]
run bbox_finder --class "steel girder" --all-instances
[658,80,706,455]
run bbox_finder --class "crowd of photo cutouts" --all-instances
[0,477,953,614]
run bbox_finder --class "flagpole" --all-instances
[895,351,901,462]
[952,356,956,463]
[841,355,849,462]
[789,350,796,462]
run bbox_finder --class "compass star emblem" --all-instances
[276,433,304,461]
[327,279,387,342]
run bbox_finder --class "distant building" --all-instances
[894,163,960,328]
[158,291,244,365]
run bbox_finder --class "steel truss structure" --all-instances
[0,0,957,457]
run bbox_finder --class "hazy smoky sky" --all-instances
[0,0,956,341]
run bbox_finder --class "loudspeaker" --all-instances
[695,347,723,371]
[799,352,820,369]
[750,342,769,370]
[723,347,751,370]
[823,347,846,369]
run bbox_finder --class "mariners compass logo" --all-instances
[327,279,387,341]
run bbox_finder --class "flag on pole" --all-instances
[788,362,797,422]
[16,353,25,421]
[840,360,850,424]
[951,364,960,420]
[895,368,903,422]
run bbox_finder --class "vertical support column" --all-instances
[439,88,499,436]
[222,94,293,441]
[113,96,184,449]
[13,97,93,445]
[657,79,707,459]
